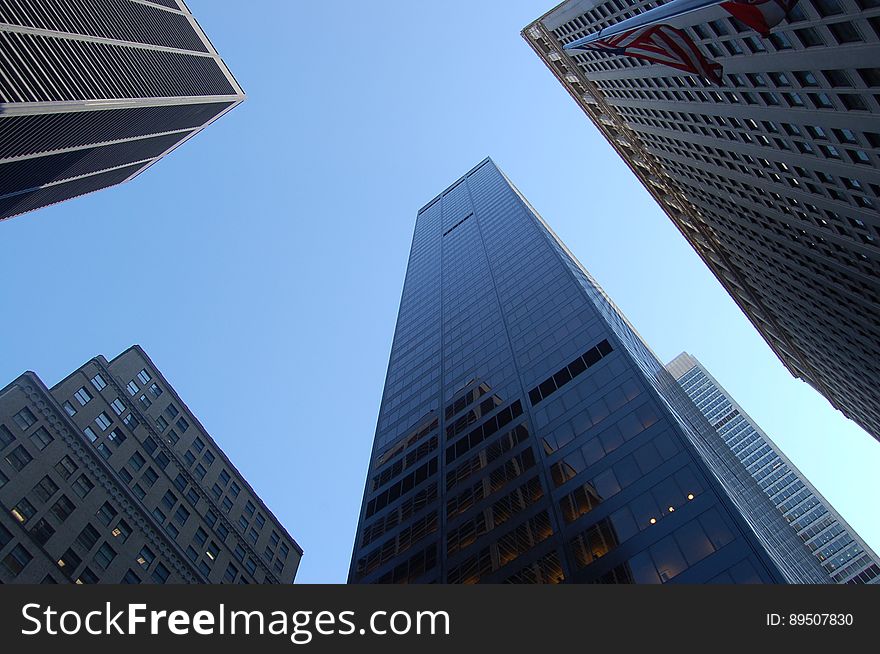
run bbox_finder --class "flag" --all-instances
[569,24,723,85]
[720,0,799,37]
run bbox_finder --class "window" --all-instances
[129,452,146,471]
[76,524,101,552]
[224,563,238,583]
[2,544,33,576]
[152,563,171,584]
[83,427,97,443]
[840,94,867,111]
[28,427,53,451]
[162,491,177,511]
[174,474,187,492]
[54,456,77,480]
[90,374,107,391]
[795,27,824,47]
[112,519,132,542]
[194,527,208,547]
[0,425,14,450]
[95,413,112,431]
[97,502,118,526]
[72,475,94,499]
[174,505,190,526]
[94,543,116,569]
[230,482,240,498]
[234,545,245,562]
[205,510,218,528]
[110,398,126,416]
[829,22,861,44]
[143,436,158,455]
[121,569,141,584]
[14,407,37,431]
[149,383,163,399]
[164,404,179,419]
[74,387,93,406]
[96,443,112,460]
[219,470,231,486]
[142,468,158,487]
[11,498,37,524]
[193,438,205,453]
[138,395,152,411]
[34,475,59,502]
[57,548,82,576]
[245,558,257,576]
[176,418,189,432]
[108,429,126,445]
[194,463,207,479]
[0,470,7,489]
[126,381,139,396]
[203,451,215,466]
[245,501,256,518]
[256,514,266,530]
[156,416,169,432]
[50,495,76,522]
[217,522,229,541]
[186,488,200,505]
[154,451,170,470]
[137,369,151,385]
[30,519,55,546]
[222,497,233,513]
[62,401,77,417]
[206,541,220,561]
[123,413,139,429]
[166,429,179,446]
[137,546,155,568]
[5,445,32,471]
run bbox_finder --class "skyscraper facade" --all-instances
[0,0,244,222]
[523,0,880,441]
[348,157,827,584]
[0,346,301,584]
[667,352,880,584]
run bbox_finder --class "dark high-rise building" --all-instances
[348,157,826,584]
[667,353,880,584]
[0,346,301,584]
[523,1,880,442]
[0,0,244,222]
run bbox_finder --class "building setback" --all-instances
[667,352,880,584]
[0,0,244,222]
[0,346,301,584]
[348,157,827,584]
[523,0,880,442]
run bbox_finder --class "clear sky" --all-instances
[1,1,878,583]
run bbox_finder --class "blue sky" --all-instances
[1,0,878,583]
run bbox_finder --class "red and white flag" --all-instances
[571,24,723,85]
[720,0,799,37]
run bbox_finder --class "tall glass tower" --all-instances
[667,352,880,584]
[349,158,827,584]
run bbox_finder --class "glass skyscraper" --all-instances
[667,352,880,584]
[349,158,827,584]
